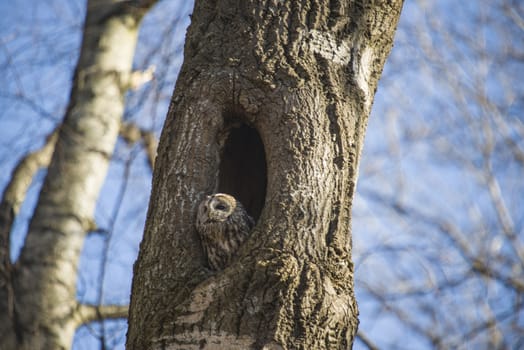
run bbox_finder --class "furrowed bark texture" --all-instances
[128,0,402,349]
[0,1,154,349]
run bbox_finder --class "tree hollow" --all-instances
[218,118,267,222]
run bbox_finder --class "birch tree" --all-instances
[0,1,156,349]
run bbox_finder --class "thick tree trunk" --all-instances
[0,1,154,349]
[128,0,403,349]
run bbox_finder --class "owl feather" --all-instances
[195,193,254,270]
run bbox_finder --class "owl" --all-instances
[195,193,255,270]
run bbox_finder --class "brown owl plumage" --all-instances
[195,193,255,270]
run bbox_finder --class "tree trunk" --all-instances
[128,0,403,349]
[0,1,154,349]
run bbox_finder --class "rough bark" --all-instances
[0,1,155,349]
[128,0,403,349]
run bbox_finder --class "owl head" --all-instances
[198,193,237,223]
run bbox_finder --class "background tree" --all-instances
[0,0,522,349]
[127,0,403,348]
[354,0,524,348]
[0,0,157,349]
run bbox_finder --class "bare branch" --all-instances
[127,65,156,90]
[357,330,380,350]
[446,307,518,349]
[366,188,524,293]
[120,121,158,169]
[470,258,524,294]
[483,164,524,264]
[0,127,58,274]
[74,303,129,327]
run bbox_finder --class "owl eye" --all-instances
[215,204,227,211]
